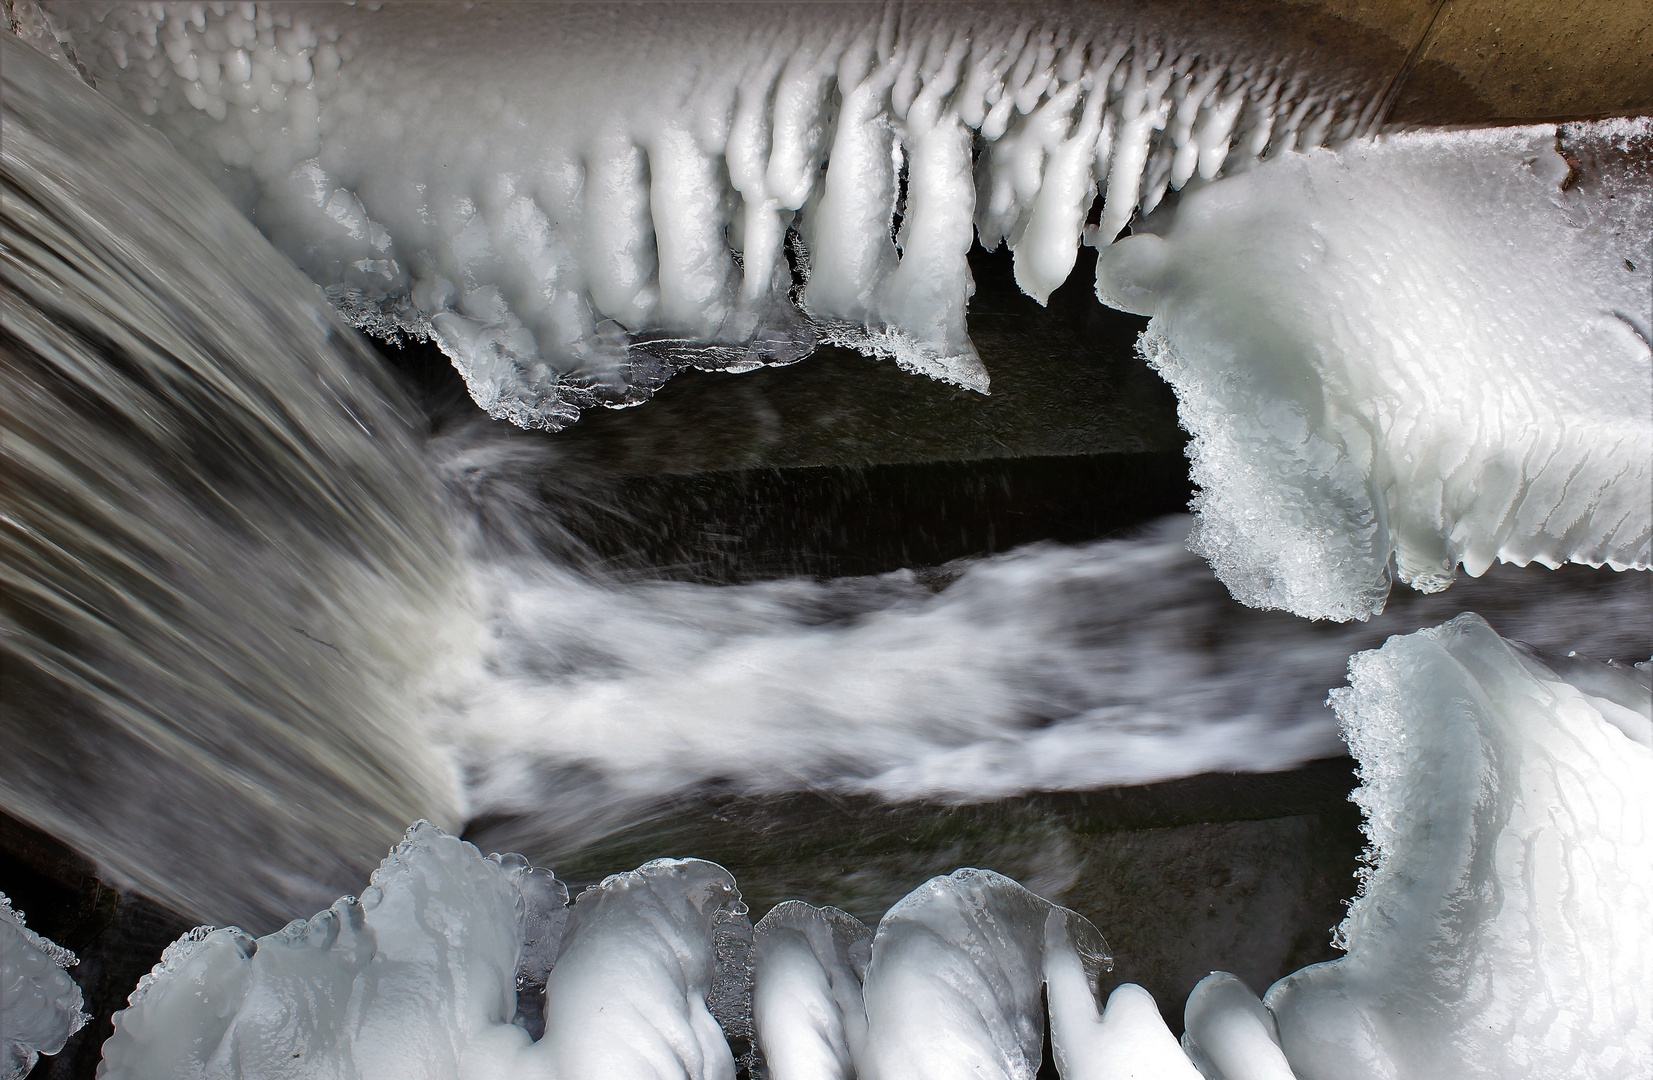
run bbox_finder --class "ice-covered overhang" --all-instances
[24,0,1651,619]
[32,0,1426,421]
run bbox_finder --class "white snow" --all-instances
[43,1,1379,429]
[1097,122,1652,620]
[1265,615,1653,1079]
[0,894,87,1080]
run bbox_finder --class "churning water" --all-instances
[2,32,1648,941]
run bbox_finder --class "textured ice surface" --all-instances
[99,823,547,1079]
[752,902,872,1080]
[1097,121,1653,620]
[858,868,1110,1079]
[1047,951,1201,1079]
[537,859,750,1080]
[1265,615,1653,1080]
[0,893,87,1080]
[42,1,1383,428]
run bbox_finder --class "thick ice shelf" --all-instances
[0,894,87,1080]
[99,615,1652,1078]
[1098,121,1653,619]
[44,1,1383,429]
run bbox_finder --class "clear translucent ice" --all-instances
[46,1,1381,428]
[1097,123,1652,620]
[0,894,87,1080]
[1266,615,1653,1080]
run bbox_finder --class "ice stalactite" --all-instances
[41,1,1383,429]
[31,3,1650,618]
[0,894,88,1080]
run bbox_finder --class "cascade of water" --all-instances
[1,35,468,930]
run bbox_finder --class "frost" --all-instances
[1,893,88,1080]
[1097,122,1652,620]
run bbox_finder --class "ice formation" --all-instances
[1181,972,1296,1080]
[1,893,87,1080]
[856,869,1110,1078]
[29,2,1650,619]
[94,615,1653,1078]
[1097,122,1652,619]
[1266,615,1653,1080]
[40,1,1385,428]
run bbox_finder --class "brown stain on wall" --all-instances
[1272,0,1652,123]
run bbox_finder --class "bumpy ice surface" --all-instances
[44,0,1383,428]
[0,894,87,1080]
[1097,122,1652,620]
[1265,615,1653,1079]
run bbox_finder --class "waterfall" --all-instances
[1,35,467,930]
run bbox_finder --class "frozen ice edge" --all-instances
[1,892,88,1080]
[36,2,1652,619]
[97,616,1653,1080]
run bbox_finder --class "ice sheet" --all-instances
[1266,616,1653,1079]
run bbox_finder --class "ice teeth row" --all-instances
[94,618,1653,1079]
[44,1,1381,429]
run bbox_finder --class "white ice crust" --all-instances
[1266,615,1653,1080]
[44,1,1380,428]
[1,893,87,1080]
[1097,122,1653,620]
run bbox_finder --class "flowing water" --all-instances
[3,26,1650,960]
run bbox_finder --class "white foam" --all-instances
[1265,615,1653,1079]
[44,1,1375,428]
[0,894,87,1080]
[1096,122,1653,620]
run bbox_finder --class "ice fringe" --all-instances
[1,893,88,1080]
[45,1,1385,429]
[97,616,1653,1079]
[34,3,1652,618]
